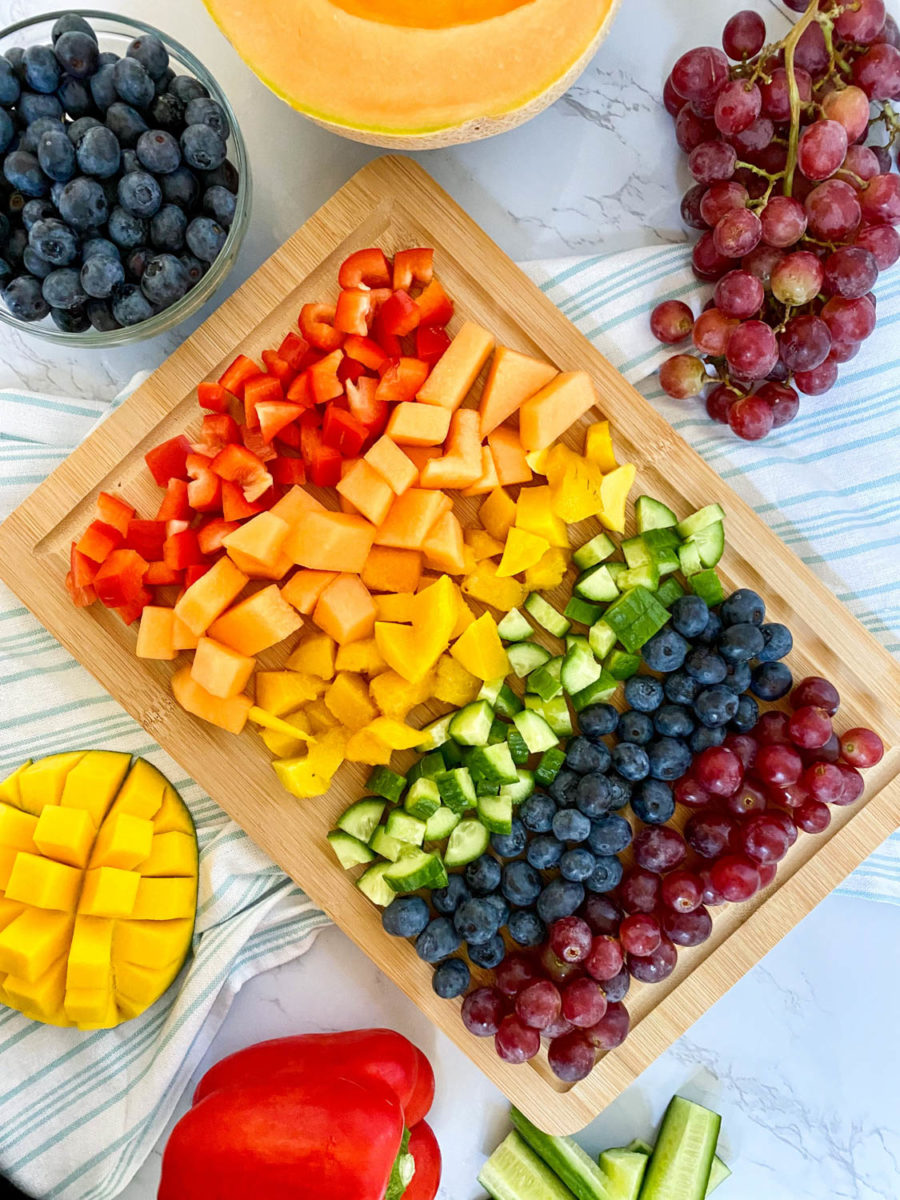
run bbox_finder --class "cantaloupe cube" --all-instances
[497,527,550,578]
[64,983,113,1026]
[0,804,38,852]
[6,852,82,911]
[284,632,336,679]
[283,511,376,574]
[479,487,517,542]
[131,876,197,921]
[281,569,337,615]
[364,436,418,495]
[66,916,113,989]
[269,485,325,525]
[224,511,289,571]
[450,612,510,681]
[18,752,85,815]
[209,585,302,656]
[402,446,442,475]
[255,670,324,715]
[519,370,597,451]
[334,637,387,675]
[313,574,376,645]
[0,910,73,982]
[461,446,501,497]
[479,346,558,437]
[369,669,436,720]
[113,758,167,821]
[488,424,532,486]
[141,831,197,877]
[422,511,466,575]
[336,460,394,526]
[33,805,95,868]
[90,812,155,870]
[419,408,483,490]
[79,866,140,918]
[136,606,176,660]
[362,546,422,594]
[5,955,66,1018]
[223,545,294,581]
[435,654,482,706]
[113,918,193,969]
[516,486,570,548]
[154,787,196,837]
[375,490,449,551]
[174,557,249,636]
[60,750,132,828]
[373,592,416,622]
[171,666,252,735]
[417,321,495,411]
[172,614,200,650]
[324,672,377,730]
[0,761,29,807]
[191,636,256,700]
[385,402,451,447]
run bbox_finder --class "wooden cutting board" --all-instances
[1,156,898,1133]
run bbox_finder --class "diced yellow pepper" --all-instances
[479,487,517,542]
[324,672,377,730]
[0,910,73,982]
[285,632,336,680]
[304,699,339,732]
[411,575,458,666]
[78,866,140,918]
[515,486,569,548]
[524,547,572,591]
[464,528,505,561]
[434,654,482,706]
[141,832,197,877]
[335,638,388,676]
[450,612,510,681]
[255,670,324,716]
[598,464,637,534]
[33,805,95,868]
[61,750,132,827]
[345,728,393,765]
[6,852,82,911]
[90,812,155,870]
[271,728,348,798]
[131,875,198,921]
[373,592,416,623]
[584,420,617,472]
[365,718,424,750]
[113,918,193,970]
[0,761,30,807]
[369,669,436,720]
[66,915,113,989]
[18,752,86,815]
[0,803,38,852]
[497,527,550,577]
[525,447,552,475]
[461,560,528,613]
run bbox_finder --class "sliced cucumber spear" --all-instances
[639,1096,721,1200]
[509,1108,615,1200]
[479,1132,580,1200]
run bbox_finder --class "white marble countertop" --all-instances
[3,0,899,1197]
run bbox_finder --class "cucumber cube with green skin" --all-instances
[474,774,501,798]
[444,818,490,868]
[603,586,671,652]
[513,709,559,754]
[440,739,465,768]
[535,746,567,787]
[507,642,551,678]
[337,798,385,842]
[676,502,726,539]
[573,530,617,570]
[685,520,725,568]
[655,547,681,576]
[411,752,445,783]
[605,648,642,679]
[494,682,523,717]
[369,825,404,862]
[622,535,654,569]
[366,766,406,804]
[655,576,686,607]
[524,593,571,638]
[506,726,532,765]
[404,777,441,820]
[423,805,459,841]
[565,596,603,625]
[436,767,477,813]
[527,656,564,701]
[384,848,448,893]
[449,699,495,746]
[477,678,504,706]
[467,742,520,785]
[618,562,660,591]
[356,862,396,907]
[385,809,426,846]
[561,641,603,695]
[327,830,375,870]
[640,525,682,550]
[498,768,535,805]
[488,717,509,745]
[678,540,704,577]
[606,561,628,585]
[416,714,454,751]
[589,619,617,660]
[525,695,573,737]
[636,495,678,531]
[690,568,725,606]
[496,608,534,641]
[477,792,513,835]
[564,633,591,654]
[575,564,620,603]
[571,670,618,711]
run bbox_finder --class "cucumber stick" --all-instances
[639,1096,721,1200]
[622,1138,729,1197]
[509,1108,614,1200]
[479,1132,579,1200]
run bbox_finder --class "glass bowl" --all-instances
[0,9,251,347]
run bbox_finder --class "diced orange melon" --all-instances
[385,402,451,447]
[361,546,422,594]
[487,424,532,486]
[173,557,248,636]
[422,511,466,575]
[135,606,176,660]
[519,370,597,451]
[402,446,442,474]
[479,346,558,437]
[172,615,199,651]
[225,546,294,581]
[283,511,376,573]
[419,409,482,488]
[461,446,501,497]
[208,585,302,656]
[417,321,495,411]
[364,436,419,495]
[479,487,517,541]
[270,485,326,524]
[281,569,338,614]
[223,511,289,570]
[191,637,256,699]
[376,490,450,550]
[171,666,252,733]
[336,459,394,526]
[313,574,376,645]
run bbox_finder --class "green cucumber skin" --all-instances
[479,1132,580,1200]
[510,1109,615,1200]
[639,1096,721,1200]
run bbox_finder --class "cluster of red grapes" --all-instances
[460,675,883,1082]
[651,0,900,439]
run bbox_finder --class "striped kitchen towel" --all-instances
[0,237,898,1199]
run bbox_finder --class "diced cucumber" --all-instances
[366,766,406,804]
[385,809,426,846]
[525,694,573,737]
[606,561,628,585]
[640,1096,721,1200]
[706,1157,731,1194]
[508,642,552,679]
[499,768,535,805]
[436,766,477,813]
[475,776,501,798]
[528,656,564,701]
[685,520,724,568]
[477,792,513,835]
[603,587,671,653]
[561,640,603,695]
[640,526,682,551]
[524,593,571,637]
[424,805,460,841]
[479,1132,580,1200]
[497,608,534,641]
[407,750,445,785]
[478,678,504,706]
[513,709,559,753]
[655,577,686,608]
[622,535,653,570]
[565,633,589,653]
[535,746,566,787]
[356,861,396,907]
[690,568,725,606]
[678,540,704,577]
[575,564,620,603]
[655,547,680,576]
[495,682,523,717]
[570,670,618,711]
[441,739,465,768]
[598,1148,647,1200]
[449,699,495,746]
[605,648,642,679]
[417,714,454,751]
[573,531,616,570]
[327,830,375,870]
[636,495,678,532]
[565,596,603,626]
[618,563,660,592]
[506,726,531,765]
[488,717,509,745]
[369,825,404,862]
[676,502,726,540]
[384,847,448,893]
[510,1108,615,1200]
[444,818,490,867]
[337,798,385,843]
[468,742,520,785]
[589,619,617,660]
[404,777,441,820]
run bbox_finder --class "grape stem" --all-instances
[783,0,823,198]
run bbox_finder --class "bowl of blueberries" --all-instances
[0,10,250,344]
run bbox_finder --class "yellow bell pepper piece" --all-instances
[434,655,482,706]
[375,623,428,683]
[345,728,393,766]
[497,527,551,577]
[324,672,377,730]
[373,592,416,623]
[515,486,569,548]
[369,669,436,720]
[335,638,388,676]
[272,728,347,798]
[479,487,517,542]
[464,528,505,561]
[584,420,618,472]
[525,447,551,475]
[524,547,571,591]
[450,613,510,681]
[599,464,637,534]
[285,632,336,680]
[461,560,529,613]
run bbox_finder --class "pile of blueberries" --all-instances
[0,13,240,332]
[377,585,793,1004]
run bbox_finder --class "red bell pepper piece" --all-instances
[93,549,149,609]
[144,561,183,586]
[337,356,367,387]
[166,518,190,537]
[371,307,403,357]
[124,519,167,562]
[277,331,312,372]
[221,480,272,521]
[375,357,430,403]
[195,413,241,456]
[145,435,192,487]
[322,404,368,457]
[256,400,305,444]
[343,334,389,372]
[241,425,278,463]
[115,587,152,626]
[345,377,388,438]
[338,247,392,290]
[183,563,212,588]
[414,279,454,327]
[155,478,190,522]
[393,247,434,292]
[307,436,342,488]
[404,1123,442,1200]
[197,517,241,555]
[210,444,274,503]
[70,541,98,589]
[218,354,260,400]
[299,303,344,353]
[197,381,231,412]
[308,349,345,404]
[260,350,296,387]
[285,371,316,408]
[276,421,303,450]
[379,289,421,337]
[96,491,135,537]
[334,288,373,336]
[243,373,285,429]
[186,463,223,513]
[65,570,96,607]
[269,456,307,486]
[164,529,204,571]
[416,325,452,364]
[76,520,123,564]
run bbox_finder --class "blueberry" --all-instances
[631,778,676,824]
[382,895,430,938]
[2,276,49,322]
[57,74,92,118]
[150,203,186,251]
[162,165,200,209]
[114,58,155,109]
[181,123,226,171]
[588,814,632,856]
[624,674,664,712]
[83,236,120,260]
[695,685,740,728]
[685,647,727,685]
[468,933,506,969]
[185,96,231,139]
[548,767,580,806]
[187,213,228,261]
[29,218,79,266]
[106,102,149,147]
[432,874,469,916]
[201,159,240,193]
[641,627,689,673]
[68,116,102,146]
[601,966,631,1003]
[97,52,120,68]
[111,282,154,326]
[654,704,694,739]
[23,246,53,278]
[0,59,21,106]
[586,855,624,893]
[179,253,206,285]
[137,128,181,174]
[52,15,97,44]
[491,818,527,859]
[168,75,209,104]
[4,150,48,197]
[501,860,542,907]
[671,594,709,637]
[0,110,14,156]
[116,170,162,220]
[54,31,99,79]
[5,228,28,266]
[578,702,619,740]
[724,660,752,694]
[21,199,55,232]
[605,774,632,811]
[125,245,152,280]
[464,854,502,896]
[731,694,760,733]
[454,897,499,945]
[156,67,176,96]
[722,588,765,627]
[42,267,84,311]
[140,252,189,307]
[520,792,556,834]
[689,725,727,753]
[611,743,650,782]
[20,115,65,155]
[507,908,546,947]
[693,610,723,645]
[665,671,700,706]
[85,298,119,330]
[58,176,108,230]
[415,917,460,963]
[718,622,765,663]
[90,64,119,111]
[5,48,27,83]
[432,957,471,999]
[484,893,510,929]
[647,736,692,780]
[750,661,793,701]
[618,711,654,745]
[127,34,169,81]
[537,878,585,924]
[81,253,125,299]
[566,736,610,775]
[526,835,563,871]
[560,847,596,883]
[756,622,793,662]
[35,128,75,182]
[76,126,121,179]
[150,92,185,134]
[552,808,591,844]
[108,206,148,250]
[24,45,61,94]
[0,213,8,243]
[575,772,613,819]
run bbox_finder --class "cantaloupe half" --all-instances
[201,0,620,149]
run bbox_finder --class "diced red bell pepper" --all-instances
[163,530,205,571]
[76,520,123,564]
[197,381,231,413]
[218,354,260,400]
[93,548,149,609]
[334,288,373,336]
[195,413,241,457]
[299,303,344,353]
[276,421,303,450]
[308,349,345,404]
[184,563,213,588]
[145,561,183,586]
[416,325,452,364]
[241,425,278,463]
[393,248,434,292]
[256,400,305,444]
[124,519,167,561]
[346,376,389,437]
[166,519,190,537]
[322,404,368,457]
[155,478,190,522]
[368,287,393,312]
[114,587,152,626]
[309,444,342,487]
[65,570,96,608]
[415,279,454,327]
[197,517,241,555]
[343,334,389,372]
[270,456,307,486]
[260,350,296,387]
[375,357,430,403]
[379,290,420,337]
[145,435,192,487]
[70,541,98,589]
[243,373,285,429]
[285,371,315,408]
[186,458,223,513]
[210,444,274,502]
[338,247,392,290]
[96,492,135,537]
[221,480,270,521]
[277,331,312,373]
[371,308,403,357]
[337,356,367,387]
[299,410,322,456]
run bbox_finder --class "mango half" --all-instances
[0,752,197,1030]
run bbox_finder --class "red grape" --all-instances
[860,173,900,224]
[757,711,792,744]
[726,321,778,380]
[853,43,900,99]
[725,780,767,816]
[790,676,840,714]
[710,853,761,902]
[802,732,841,766]
[728,393,775,440]
[759,380,801,427]
[723,11,766,60]
[723,733,759,771]
[835,0,886,43]
[798,120,849,182]
[515,979,561,1030]
[661,869,704,913]
[788,706,833,749]
[651,299,694,344]
[695,746,743,796]
[693,229,735,280]
[676,107,717,154]
[674,775,714,808]
[838,145,881,189]
[662,906,713,947]
[778,314,831,373]
[823,246,879,300]
[879,12,900,47]
[633,826,687,873]
[742,244,784,291]
[700,868,727,906]
[585,1001,630,1050]
[706,384,738,423]
[461,987,506,1037]
[628,936,678,983]
[715,79,762,136]
[581,895,622,936]
[600,967,631,1004]
[540,945,582,984]
[549,916,593,964]
[794,799,832,834]
[584,935,625,981]
[840,727,884,768]
[805,180,862,240]
[833,764,866,806]
[660,354,708,399]
[561,977,608,1028]
[822,85,873,143]
[692,307,739,355]
[755,743,803,787]
[619,867,661,914]
[690,140,738,185]
[757,862,778,888]
[828,341,860,365]
[771,251,825,306]
[729,117,775,159]
[664,73,686,117]
[760,195,807,248]
[619,913,662,957]
[715,269,764,318]
[681,183,709,229]
[765,809,799,849]
[700,180,749,226]
[671,46,731,104]
[548,1031,596,1081]
[686,810,737,859]
[795,360,839,396]
[821,295,876,343]
[856,223,900,270]
[741,813,791,864]
[767,780,810,809]
[803,761,846,804]
[495,1014,541,1063]
[495,954,542,997]
[542,1013,576,1041]
[759,66,812,121]
[714,208,762,258]
[795,22,829,75]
